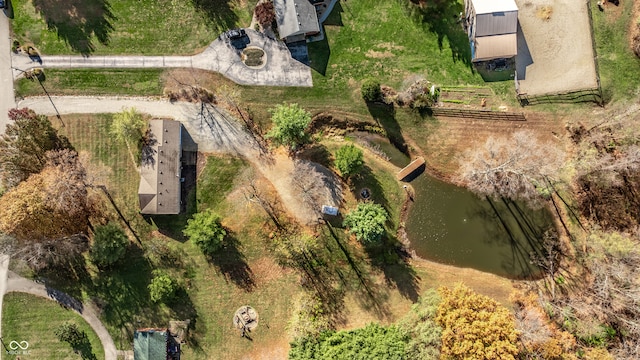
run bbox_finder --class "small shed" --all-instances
[134,328,180,360]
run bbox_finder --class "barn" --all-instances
[464,0,518,81]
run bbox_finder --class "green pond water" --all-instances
[359,134,552,279]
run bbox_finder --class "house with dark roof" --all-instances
[138,119,182,215]
[134,328,180,360]
[274,0,320,43]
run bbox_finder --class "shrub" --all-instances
[90,222,129,269]
[334,144,364,180]
[361,78,382,102]
[148,270,178,303]
[255,1,276,27]
[54,322,86,348]
[343,202,388,244]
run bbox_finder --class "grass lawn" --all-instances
[591,0,640,102]
[1,293,105,360]
[10,0,253,55]
[15,69,165,98]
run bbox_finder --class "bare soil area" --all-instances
[516,0,599,96]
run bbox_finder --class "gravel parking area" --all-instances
[515,0,598,96]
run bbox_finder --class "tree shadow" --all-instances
[32,0,116,55]
[89,244,159,349]
[3,0,15,19]
[297,143,334,170]
[190,0,239,33]
[74,334,98,360]
[366,102,408,156]
[208,232,256,292]
[472,196,555,279]
[403,0,473,68]
[365,239,420,302]
[322,222,391,319]
[140,128,158,167]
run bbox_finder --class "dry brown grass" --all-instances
[536,5,553,21]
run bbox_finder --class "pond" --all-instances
[356,133,553,279]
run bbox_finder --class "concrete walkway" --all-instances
[5,271,118,360]
[12,29,313,87]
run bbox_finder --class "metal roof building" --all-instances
[465,0,518,63]
[138,119,182,215]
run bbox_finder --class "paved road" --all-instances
[0,12,16,134]
[13,29,313,87]
[5,271,118,360]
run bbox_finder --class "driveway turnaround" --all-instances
[12,29,312,87]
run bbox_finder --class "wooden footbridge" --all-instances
[396,157,425,181]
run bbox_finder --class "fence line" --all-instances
[517,88,602,106]
[430,107,526,121]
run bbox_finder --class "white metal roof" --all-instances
[470,0,518,14]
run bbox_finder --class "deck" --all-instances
[396,157,426,181]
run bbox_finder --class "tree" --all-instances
[334,144,364,180]
[0,150,90,242]
[343,202,388,244]
[361,78,382,102]
[266,103,312,153]
[148,270,178,303]
[436,284,519,360]
[90,223,129,269]
[398,289,442,360]
[183,209,226,255]
[55,322,87,348]
[255,1,275,27]
[289,323,409,360]
[0,108,72,188]
[458,130,564,205]
[110,108,145,164]
[0,149,91,270]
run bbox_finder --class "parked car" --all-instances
[0,0,6,9]
[224,29,246,41]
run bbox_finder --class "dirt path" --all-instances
[5,271,118,360]
[17,96,339,225]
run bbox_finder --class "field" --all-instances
[1,293,105,360]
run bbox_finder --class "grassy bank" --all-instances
[591,0,640,102]
[2,293,105,360]
[10,0,252,55]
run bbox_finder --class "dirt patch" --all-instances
[516,0,598,96]
[365,50,394,59]
[376,42,405,51]
[250,257,289,286]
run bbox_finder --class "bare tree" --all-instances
[458,130,564,205]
